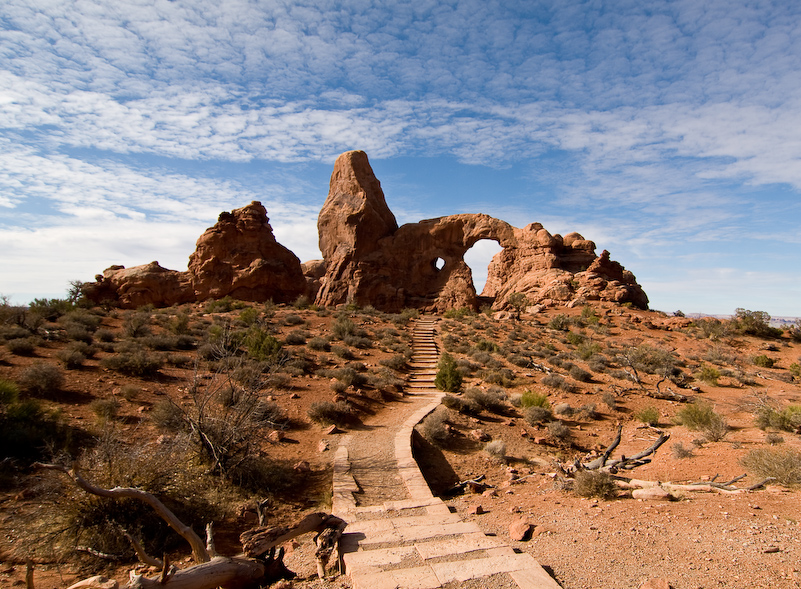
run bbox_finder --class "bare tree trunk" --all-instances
[126,557,264,589]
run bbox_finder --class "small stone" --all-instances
[467,504,485,515]
[509,517,535,541]
[318,440,329,452]
[268,430,285,443]
[289,393,300,399]
[293,461,310,473]
[324,425,341,435]
[763,546,781,553]
[469,429,491,442]
[639,579,671,589]
[482,489,498,498]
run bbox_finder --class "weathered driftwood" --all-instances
[37,463,346,589]
[126,556,265,589]
[314,516,347,578]
[35,463,210,564]
[618,476,777,496]
[581,427,669,473]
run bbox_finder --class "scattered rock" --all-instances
[66,576,119,589]
[268,430,285,443]
[509,517,535,541]
[467,504,485,515]
[469,429,491,442]
[639,579,671,589]
[324,425,341,435]
[292,461,310,473]
[317,440,329,452]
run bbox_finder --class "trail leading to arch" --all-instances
[332,317,561,589]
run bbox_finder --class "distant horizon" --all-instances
[1,1,799,316]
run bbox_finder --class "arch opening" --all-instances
[463,239,503,296]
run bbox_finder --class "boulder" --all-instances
[188,201,306,302]
[83,261,194,309]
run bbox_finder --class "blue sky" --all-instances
[1,0,800,316]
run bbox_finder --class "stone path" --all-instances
[333,318,561,589]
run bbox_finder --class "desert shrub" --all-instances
[441,394,481,414]
[548,314,570,331]
[65,324,93,343]
[205,296,245,313]
[470,350,492,365]
[753,354,775,368]
[547,420,572,444]
[120,385,140,402]
[474,339,500,353]
[331,316,357,339]
[635,406,660,426]
[741,447,801,486]
[541,373,577,393]
[565,331,585,346]
[419,406,450,445]
[253,400,289,429]
[19,362,64,396]
[568,365,592,382]
[307,337,330,351]
[675,402,728,441]
[572,470,616,499]
[7,336,39,355]
[587,354,609,373]
[123,312,152,338]
[443,307,474,319]
[435,352,462,393]
[292,295,310,309]
[481,368,514,387]
[333,367,367,388]
[524,406,553,425]
[101,347,164,376]
[142,334,180,350]
[307,400,353,427]
[464,387,507,414]
[56,346,86,369]
[755,405,801,432]
[0,379,20,405]
[520,390,550,409]
[696,364,721,385]
[283,314,305,326]
[553,402,573,416]
[765,432,784,445]
[672,442,694,459]
[332,345,355,360]
[343,334,372,348]
[575,403,599,421]
[380,354,407,370]
[90,398,120,422]
[601,392,617,411]
[95,328,115,342]
[29,297,73,321]
[733,308,782,338]
[284,330,307,345]
[245,329,285,364]
[577,342,602,360]
[0,398,82,462]
[151,399,186,431]
[484,440,507,462]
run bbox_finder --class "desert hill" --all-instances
[0,296,800,588]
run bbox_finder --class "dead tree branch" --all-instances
[34,463,210,564]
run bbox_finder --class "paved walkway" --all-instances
[333,317,561,589]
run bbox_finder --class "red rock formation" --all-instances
[312,152,648,312]
[83,262,193,309]
[188,201,306,302]
[84,202,306,308]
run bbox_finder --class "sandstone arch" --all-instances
[313,151,648,312]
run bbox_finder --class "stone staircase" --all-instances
[333,318,561,589]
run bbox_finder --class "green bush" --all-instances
[520,390,549,409]
[0,379,20,405]
[675,401,728,441]
[755,405,801,432]
[245,329,285,364]
[635,406,660,426]
[697,364,721,385]
[548,314,570,331]
[90,398,121,422]
[734,308,782,338]
[464,387,507,414]
[379,354,407,370]
[435,353,462,393]
[753,355,775,368]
